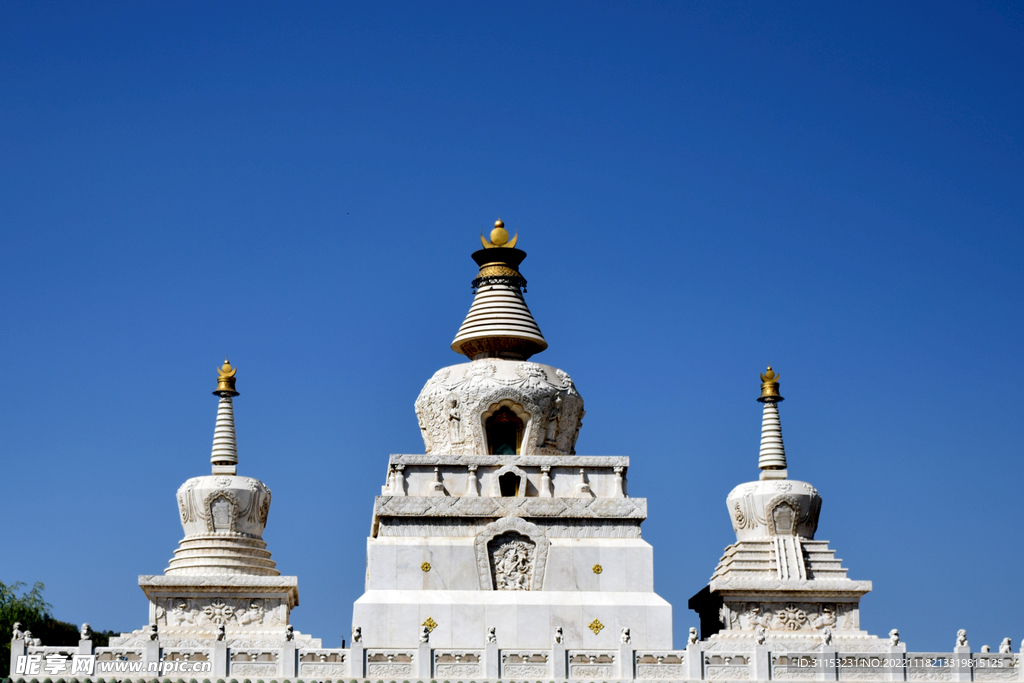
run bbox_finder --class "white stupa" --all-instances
[352,223,673,672]
[110,361,320,677]
[689,368,882,651]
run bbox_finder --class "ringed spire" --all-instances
[451,220,548,360]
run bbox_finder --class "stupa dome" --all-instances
[726,478,821,541]
[415,358,584,455]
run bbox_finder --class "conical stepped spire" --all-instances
[756,366,788,479]
[451,220,548,360]
[211,358,239,475]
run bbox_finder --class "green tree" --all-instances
[0,580,116,675]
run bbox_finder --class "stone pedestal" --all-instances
[77,639,92,656]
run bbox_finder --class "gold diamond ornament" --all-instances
[421,561,431,572]
[422,617,438,632]
[592,564,603,574]
[588,618,604,634]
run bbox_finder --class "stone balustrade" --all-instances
[11,634,1023,681]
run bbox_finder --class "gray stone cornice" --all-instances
[138,574,300,607]
[709,577,873,596]
[387,453,630,467]
[373,494,647,519]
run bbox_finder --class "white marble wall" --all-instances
[352,589,672,650]
[358,537,668,649]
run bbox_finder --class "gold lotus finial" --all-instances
[758,366,783,402]
[481,218,518,249]
[214,357,239,397]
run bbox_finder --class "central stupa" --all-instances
[352,223,672,667]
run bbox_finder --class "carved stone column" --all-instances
[613,466,625,498]
[539,466,552,498]
[466,464,479,497]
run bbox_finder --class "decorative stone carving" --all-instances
[79,623,91,640]
[956,629,968,648]
[415,359,584,455]
[352,625,361,643]
[490,533,534,590]
[999,638,1012,653]
[474,516,550,590]
[688,627,699,645]
[487,627,497,644]
[622,627,632,644]
[157,597,287,629]
[554,627,563,644]
[890,629,900,646]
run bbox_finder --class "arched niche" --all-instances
[481,400,530,455]
[490,464,529,497]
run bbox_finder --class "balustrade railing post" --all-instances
[552,640,566,679]
[887,643,907,681]
[820,646,837,682]
[485,640,499,678]
[143,637,160,670]
[213,639,228,678]
[752,644,770,681]
[281,639,296,678]
[685,641,703,680]
[349,642,363,678]
[417,642,431,679]
[10,638,26,678]
[618,643,634,680]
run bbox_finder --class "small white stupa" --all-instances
[112,361,320,671]
[689,368,882,650]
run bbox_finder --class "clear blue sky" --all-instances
[1,1,1021,651]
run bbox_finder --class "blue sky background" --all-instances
[1,1,1021,651]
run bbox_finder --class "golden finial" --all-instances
[480,219,518,249]
[757,366,783,402]
[214,358,239,397]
